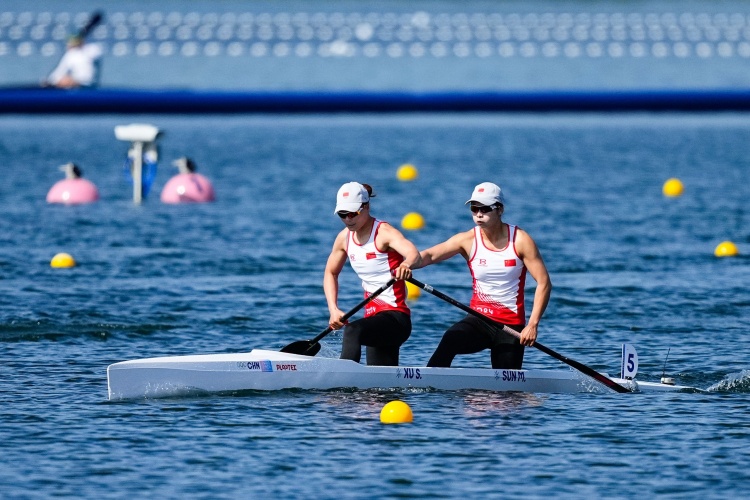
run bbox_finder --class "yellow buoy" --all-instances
[406,281,421,301]
[401,212,425,231]
[396,163,418,182]
[380,400,413,424]
[50,252,76,268]
[714,241,739,257]
[662,178,684,197]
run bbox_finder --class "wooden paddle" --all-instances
[280,278,397,356]
[406,277,630,393]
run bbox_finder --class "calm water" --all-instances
[1,113,750,498]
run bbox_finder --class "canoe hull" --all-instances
[107,349,692,400]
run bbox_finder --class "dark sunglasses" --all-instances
[470,205,496,214]
[337,207,363,219]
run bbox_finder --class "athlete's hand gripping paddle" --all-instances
[406,277,630,393]
[281,278,397,356]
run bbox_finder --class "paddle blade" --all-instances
[280,340,321,356]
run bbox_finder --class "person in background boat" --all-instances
[325,181,422,366]
[416,181,551,369]
[43,35,102,89]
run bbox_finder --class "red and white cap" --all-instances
[465,182,505,206]
[334,182,370,213]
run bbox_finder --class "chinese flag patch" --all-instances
[366,252,377,260]
[504,259,516,267]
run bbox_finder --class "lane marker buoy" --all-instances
[50,253,76,268]
[663,178,684,197]
[406,281,421,301]
[396,164,418,182]
[380,400,413,424]
[714,241,738,257]
[401,212,425,230]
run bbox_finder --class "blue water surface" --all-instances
[0,113,749,498]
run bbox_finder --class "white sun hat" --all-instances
[465,182,505,206]
[334,181,370,214]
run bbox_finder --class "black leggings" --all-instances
[340,311,411,366]
[427,315,525,369]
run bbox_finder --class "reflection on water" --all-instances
[459,391,546,419]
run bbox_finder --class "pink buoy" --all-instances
[160,157,215,204]
[46,163,99,204]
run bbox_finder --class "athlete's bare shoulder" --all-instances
[513,226,541,258]
[332,227,349,250]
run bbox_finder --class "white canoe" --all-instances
[107,348,695,400]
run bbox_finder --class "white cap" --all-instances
[334,182,370,214]
[465,182,505,206]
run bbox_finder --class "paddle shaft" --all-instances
[407,277,629,393]
[310,277,396,344]
[78,11,104,39]
[280,278,397,355]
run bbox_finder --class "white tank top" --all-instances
[468,224,526,324]
[347,219,409,317]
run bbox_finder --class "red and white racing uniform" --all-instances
[467,224,526,324]
[346,219,409,317]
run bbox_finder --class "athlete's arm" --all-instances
[417,230,473,268]
[324,229,349,329]
[515,229,552,346]
[376,223,421,280]
[46,52,73,85]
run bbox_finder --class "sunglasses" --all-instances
[470,205,496,214]
[337,207,363,219]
